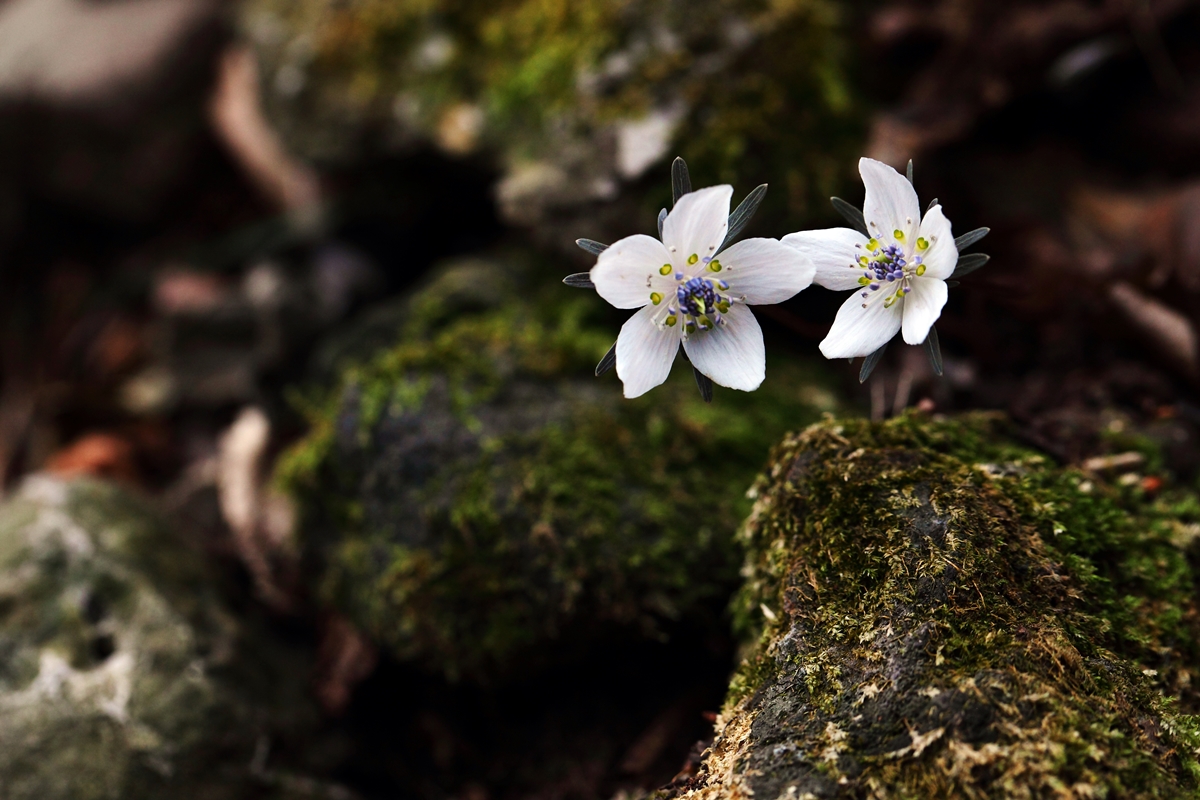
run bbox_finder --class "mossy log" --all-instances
[672,414,1200,798]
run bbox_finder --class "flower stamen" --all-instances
[649,273,734,337]
[850,227,940,311]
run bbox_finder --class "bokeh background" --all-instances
[0,0,1199,798]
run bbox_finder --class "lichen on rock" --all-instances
[277,257,840,682]
[0,475,328,800]
[671,413,1200,798]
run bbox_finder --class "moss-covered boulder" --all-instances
[240,0,862,236]
[671,414,1200,798]
[278,258,840,682]
[0,476,324,800]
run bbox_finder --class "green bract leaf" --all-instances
[671,157,691,206]
[952,253,991,278]
[721,184,768,252]
[831,197,868,236]
[594,342,616,377]
[859,341,888,383]
[563,273,595,288]
[575,238,607,256]
[954,227,990,252]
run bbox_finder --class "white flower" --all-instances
[783,157,958,359]
[590,184,815,398]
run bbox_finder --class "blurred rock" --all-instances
[0,0,216,101]
[0,0,229,223]
[240,0,863,246]
[137,250,376,411]
[0,475,335,799]
[277,257,840,682]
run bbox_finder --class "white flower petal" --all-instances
[591,234,672,309]
[781,228,870,291]
[819,291,903,359]
[901,277,947,345]
[662,185,732,266]
[860,157,920,243]
[681,304,765,392]
[718,238,815,305]
[615,304,679,398]
[915,204,958,280]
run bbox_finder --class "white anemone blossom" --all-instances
[783,157,958,359]
[590,184,815,398]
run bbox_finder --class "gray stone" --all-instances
[0,475,338,800]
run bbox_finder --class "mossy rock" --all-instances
[240,0,862,232]
[669,413,1200,798]
[0,476,326,800]
[277,259,841,682]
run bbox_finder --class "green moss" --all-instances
[277,261,841,681]
[687,413,1200,798]
[243,0,861,220]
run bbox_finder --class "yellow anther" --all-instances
[916,237,929,251]
[686,322,696,334]
[858,276,870,286]
[659,264,672,275]
[707,260,722,272]
[858,256,869,265]
[867,238,879,249]
[666,315,677,327]
[687,253,699,265]
[893,230,905,241]
[916,264,926,276]
[717,301,730,313]
[650,292,663,305]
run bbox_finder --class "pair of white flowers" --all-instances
[574,157,984,399]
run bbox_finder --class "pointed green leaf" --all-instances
[831,197,869,236]
[563,273,595,288]
[671,157,691,206]
[595,342,617,377]
[720,184,767,252]
[954,227,990,252]
[951,253,990,278]
[859,341,888,383]
[576,238,608,256]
